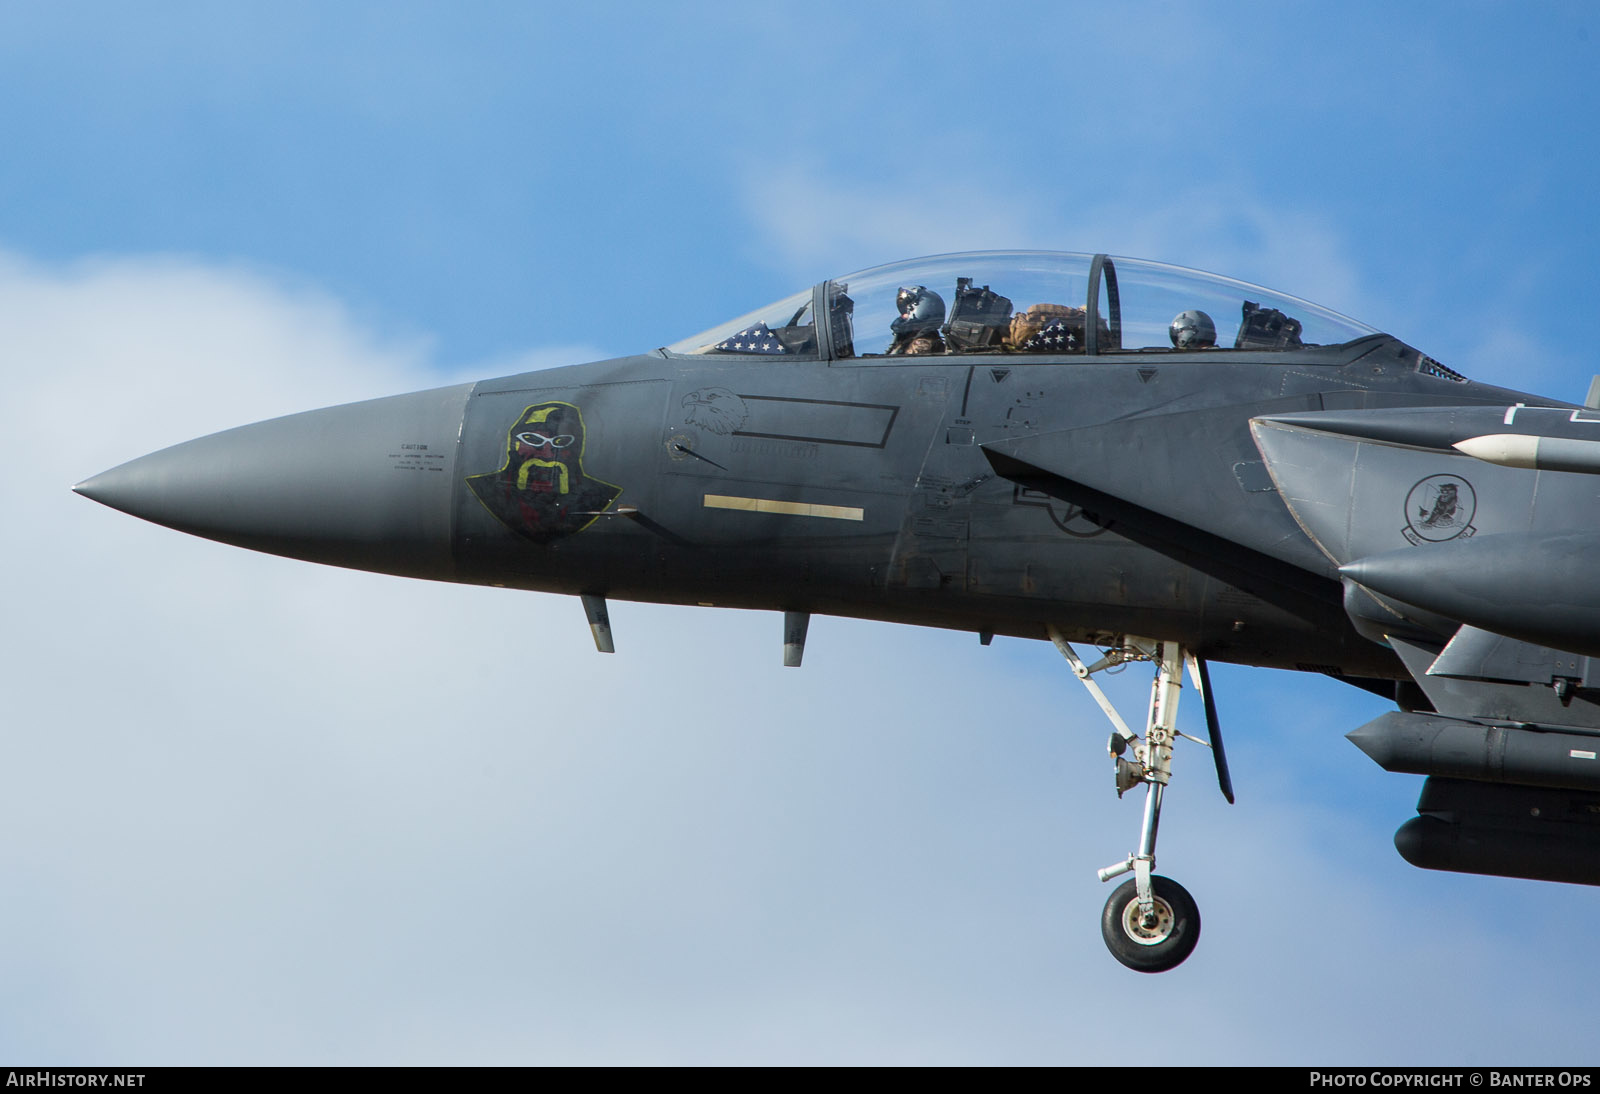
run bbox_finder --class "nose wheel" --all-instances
[1100,874,1200,973]
[1048,628,1230,973]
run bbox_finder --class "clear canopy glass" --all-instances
[827,252,1097,358]
[668,287,816,357]
[1106,256,1377,351]
[668,251,1379,358]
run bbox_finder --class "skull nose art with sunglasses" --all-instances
[467,401,621,544]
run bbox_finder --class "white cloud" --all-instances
[738,165,1047,278]
[3,249,1598,1063]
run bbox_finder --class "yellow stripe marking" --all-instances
[703,494,864,521]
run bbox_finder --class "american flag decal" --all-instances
[713,322,789,355]
[1020,318,1078,352]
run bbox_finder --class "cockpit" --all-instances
[667,251,1384,360]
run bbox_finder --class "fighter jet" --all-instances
[73,250,1600,973]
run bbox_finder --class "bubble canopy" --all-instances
[667,251,1380,359]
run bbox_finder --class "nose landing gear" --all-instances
[1048,628,1231,973]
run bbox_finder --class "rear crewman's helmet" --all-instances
[1169,309,1217,349]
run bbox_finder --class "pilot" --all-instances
[1169,310,1217,350]
[887,285,946,355]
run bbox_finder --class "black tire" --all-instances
[1100,875,1200,973]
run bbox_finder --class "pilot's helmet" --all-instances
[1169,310,1217,349]
[892,286,946,334]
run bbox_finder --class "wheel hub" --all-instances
[1121,896,1175,945]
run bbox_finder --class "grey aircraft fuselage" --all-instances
[77,330,1535,683]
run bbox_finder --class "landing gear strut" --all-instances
[1049,628,1230,973]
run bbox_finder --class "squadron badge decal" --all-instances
[467,401,621,545]
[1402,473,1477,545]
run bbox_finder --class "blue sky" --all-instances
[5,0,1600,1065]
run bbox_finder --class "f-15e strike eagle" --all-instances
[74,251,1600,972]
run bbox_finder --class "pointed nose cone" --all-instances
[75,383,474,579]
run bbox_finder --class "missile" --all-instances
[1451,433,1600,474]
[1340,531,1600,658]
